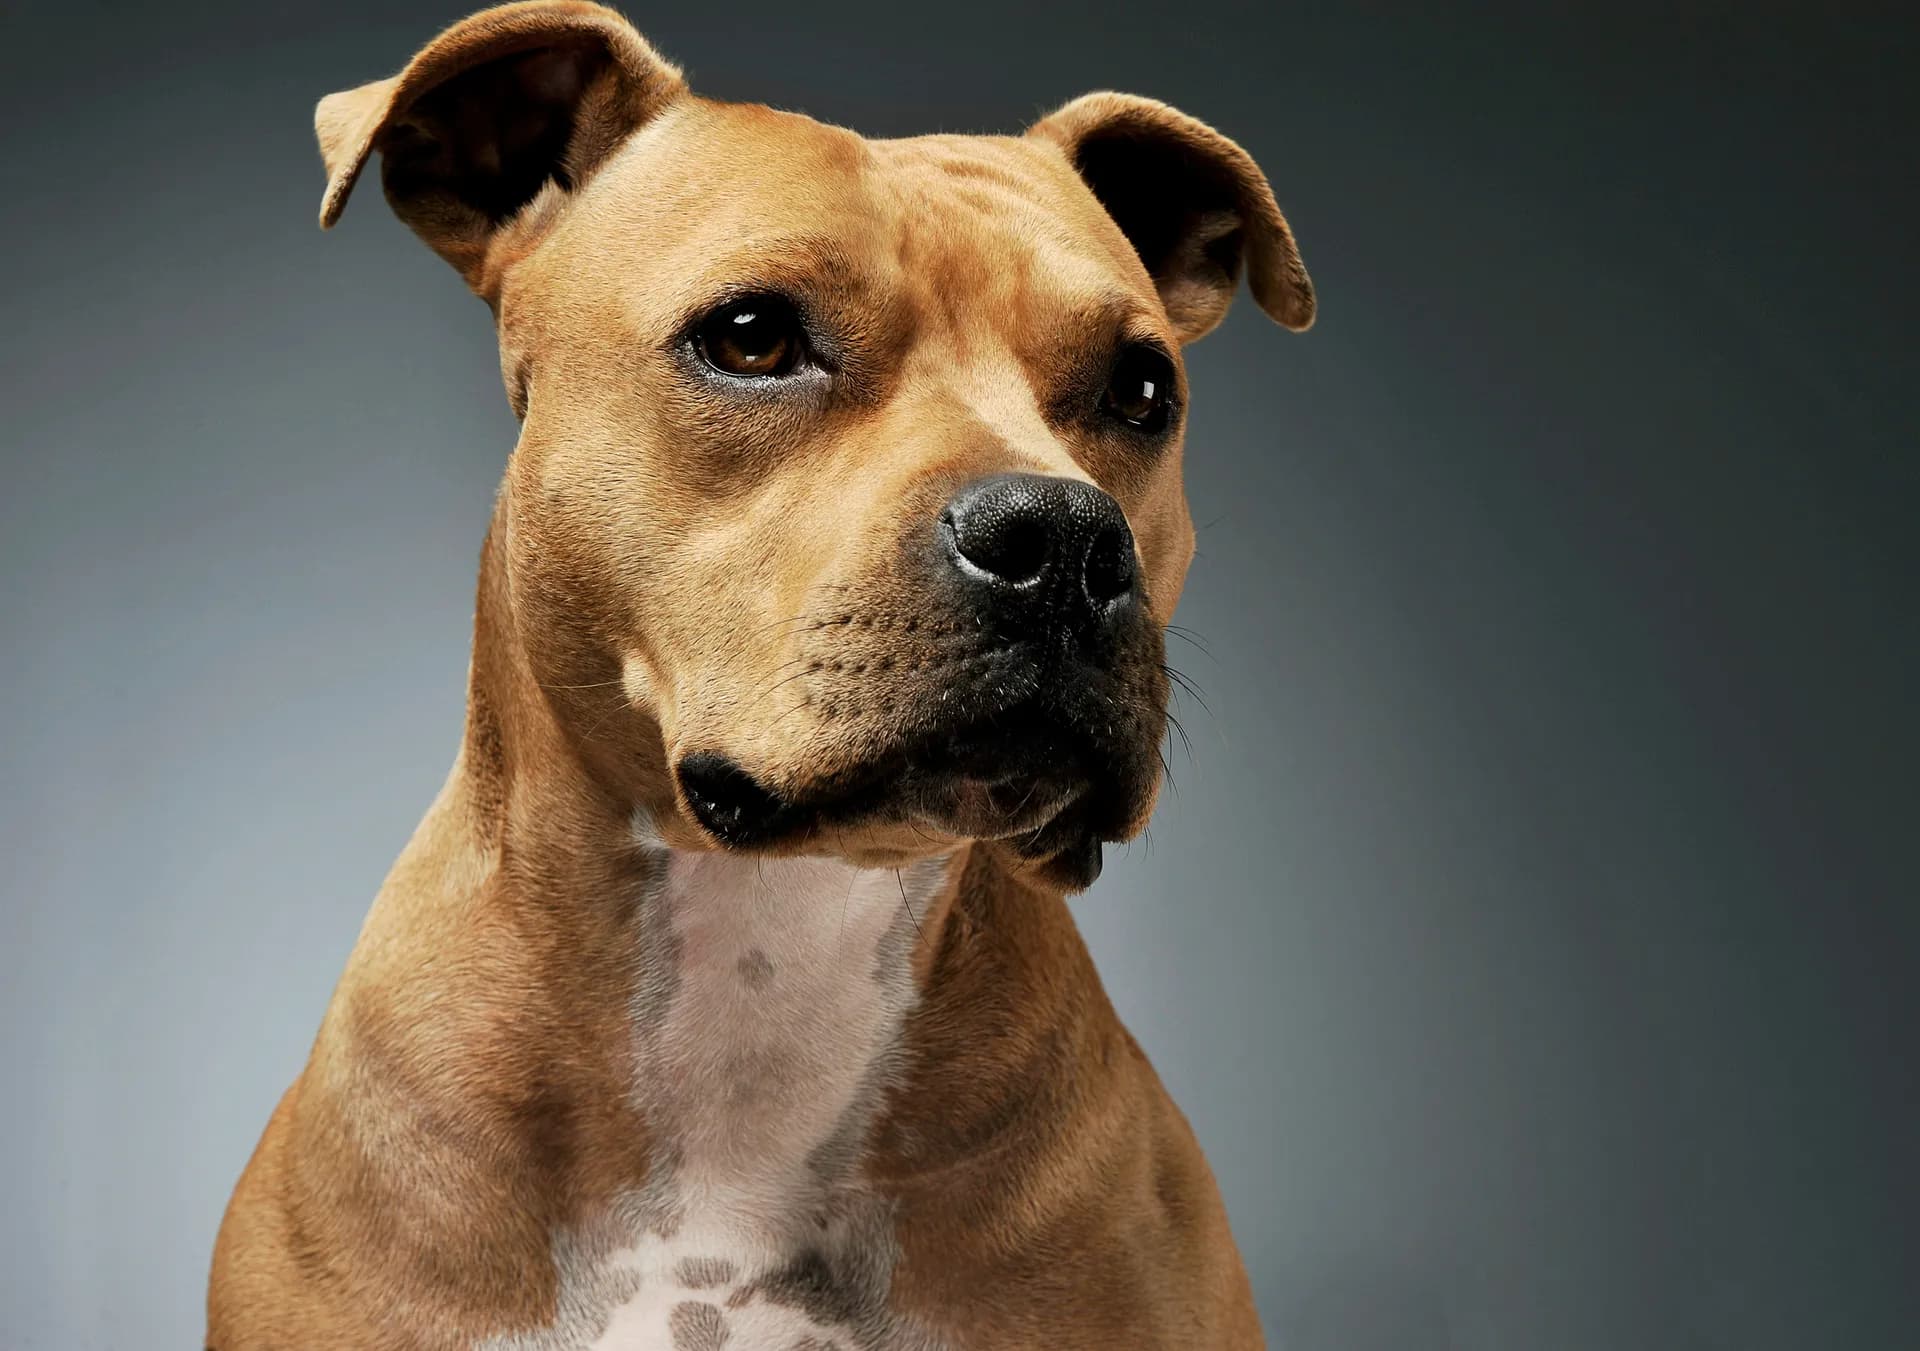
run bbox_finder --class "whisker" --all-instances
[1165,709,1195,766]
[1163,623,1216,662]
[747,611,819,638]
[1022,813,1053,852]
[576,689,634,743]
[769,694,820,731]
[1152,621,1213,675]
[746,659,815,709]
[894,868,927,947]
[1161,663,1215,719]
[1007,774,1044,821]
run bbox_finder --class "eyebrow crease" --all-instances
[682,234,871,299]
[1050,290,1172,350]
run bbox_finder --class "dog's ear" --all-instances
[316,1,684,292]
[1028,92,1314,341]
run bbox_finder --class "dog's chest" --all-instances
[484,844,948,1351]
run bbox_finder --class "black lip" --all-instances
[677,751,795,846]
[675,702,1122,854]
[1005,802,1106,890]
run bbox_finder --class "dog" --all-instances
[207,3,1313,1347]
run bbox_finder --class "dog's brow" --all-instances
[1049,288,1175,350]
[686,234,873,302]
[1095,291,1168,338]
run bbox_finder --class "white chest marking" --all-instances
[637,846,922,1194]
[483,828,952,1351]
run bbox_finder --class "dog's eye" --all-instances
[695,296,804,377]
[1102,344,1176,432]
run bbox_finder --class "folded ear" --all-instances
[316,1,684,292]
[1028,92,1314,341]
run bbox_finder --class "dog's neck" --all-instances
[607,842,957,1293]
[322,522,965,1339]
[314,518,1103,1340]
[432,514,969,1185]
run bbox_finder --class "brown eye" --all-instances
[695,296,804,377]
[1102,344,1176,432]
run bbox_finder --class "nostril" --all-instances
[946,504,1052,586]
[1083,524,1137,605]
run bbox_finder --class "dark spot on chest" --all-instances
[763,1248,866,1329]
[676,1255,737,1289]
[669,1299,730,1350]
[738,947,776,989]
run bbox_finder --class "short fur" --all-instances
[209,4,1312,1347]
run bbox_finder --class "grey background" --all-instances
[2,1,1914,1347]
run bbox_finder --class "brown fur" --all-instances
[208,4,1312,1347]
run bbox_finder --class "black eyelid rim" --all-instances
[671,285,803,343]
[1119,333,1179,368]
[673,286,835,377]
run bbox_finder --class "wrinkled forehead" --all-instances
[865,129,1158,307]
[534,98,1170,340]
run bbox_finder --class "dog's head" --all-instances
[319,1,1312,890]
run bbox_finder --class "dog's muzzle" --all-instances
[676,473,1166,888]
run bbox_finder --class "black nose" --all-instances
[940,473,1139,622]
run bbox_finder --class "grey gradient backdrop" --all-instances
[2,2,1915,1347]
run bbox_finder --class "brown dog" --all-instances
[207,3,1313,1347]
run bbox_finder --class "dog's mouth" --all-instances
[674,700,1145,889]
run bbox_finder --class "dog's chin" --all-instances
[674,711,1155,892]
[902,766,1083,840]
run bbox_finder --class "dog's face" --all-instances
[319,2,1312,889]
